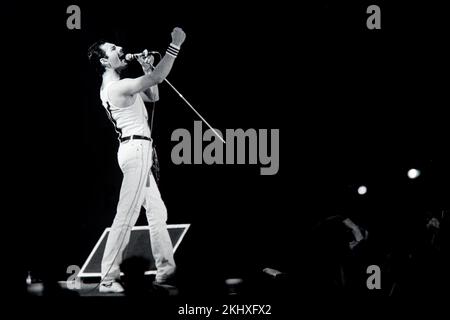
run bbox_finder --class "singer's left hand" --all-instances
[137,51,155,73]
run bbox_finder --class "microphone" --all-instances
[125,49,160,61]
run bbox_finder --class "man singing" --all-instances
[87,27,186,293]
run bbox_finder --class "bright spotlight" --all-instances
[407,168,421,179]
[357,185,367,195]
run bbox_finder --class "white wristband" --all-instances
[166,43,180,58]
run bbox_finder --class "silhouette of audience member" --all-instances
[120,256,153,297]
[308,214,370,297]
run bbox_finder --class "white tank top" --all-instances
[100,81,150,140]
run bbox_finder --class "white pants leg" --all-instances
[143,174,176,282]
[101,140,152,282]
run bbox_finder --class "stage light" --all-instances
[357,185,367,195]
[407,168,420,179]
[262,267,284,278]
[225,278,243,295]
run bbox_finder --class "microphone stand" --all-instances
[148,61,225,144]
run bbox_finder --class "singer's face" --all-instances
[101,42,127,70]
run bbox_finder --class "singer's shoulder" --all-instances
[108,78,138,96]
[101,79,120,92]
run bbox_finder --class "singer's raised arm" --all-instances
[115,53,176,96]
[114,27,185,97]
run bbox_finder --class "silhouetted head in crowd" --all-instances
[120,256,152,296]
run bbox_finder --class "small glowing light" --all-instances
[225,278,243,285]
[357,185,367,195]
[225,278,243,296]
[407,168,421,179]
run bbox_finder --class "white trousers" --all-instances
[101,139,175,283]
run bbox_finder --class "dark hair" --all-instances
[87,40,107,73]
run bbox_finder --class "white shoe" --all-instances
[99,281,124,293]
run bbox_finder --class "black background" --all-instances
[2,0,449,300]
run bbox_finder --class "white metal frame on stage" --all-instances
[78,224,190,278]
